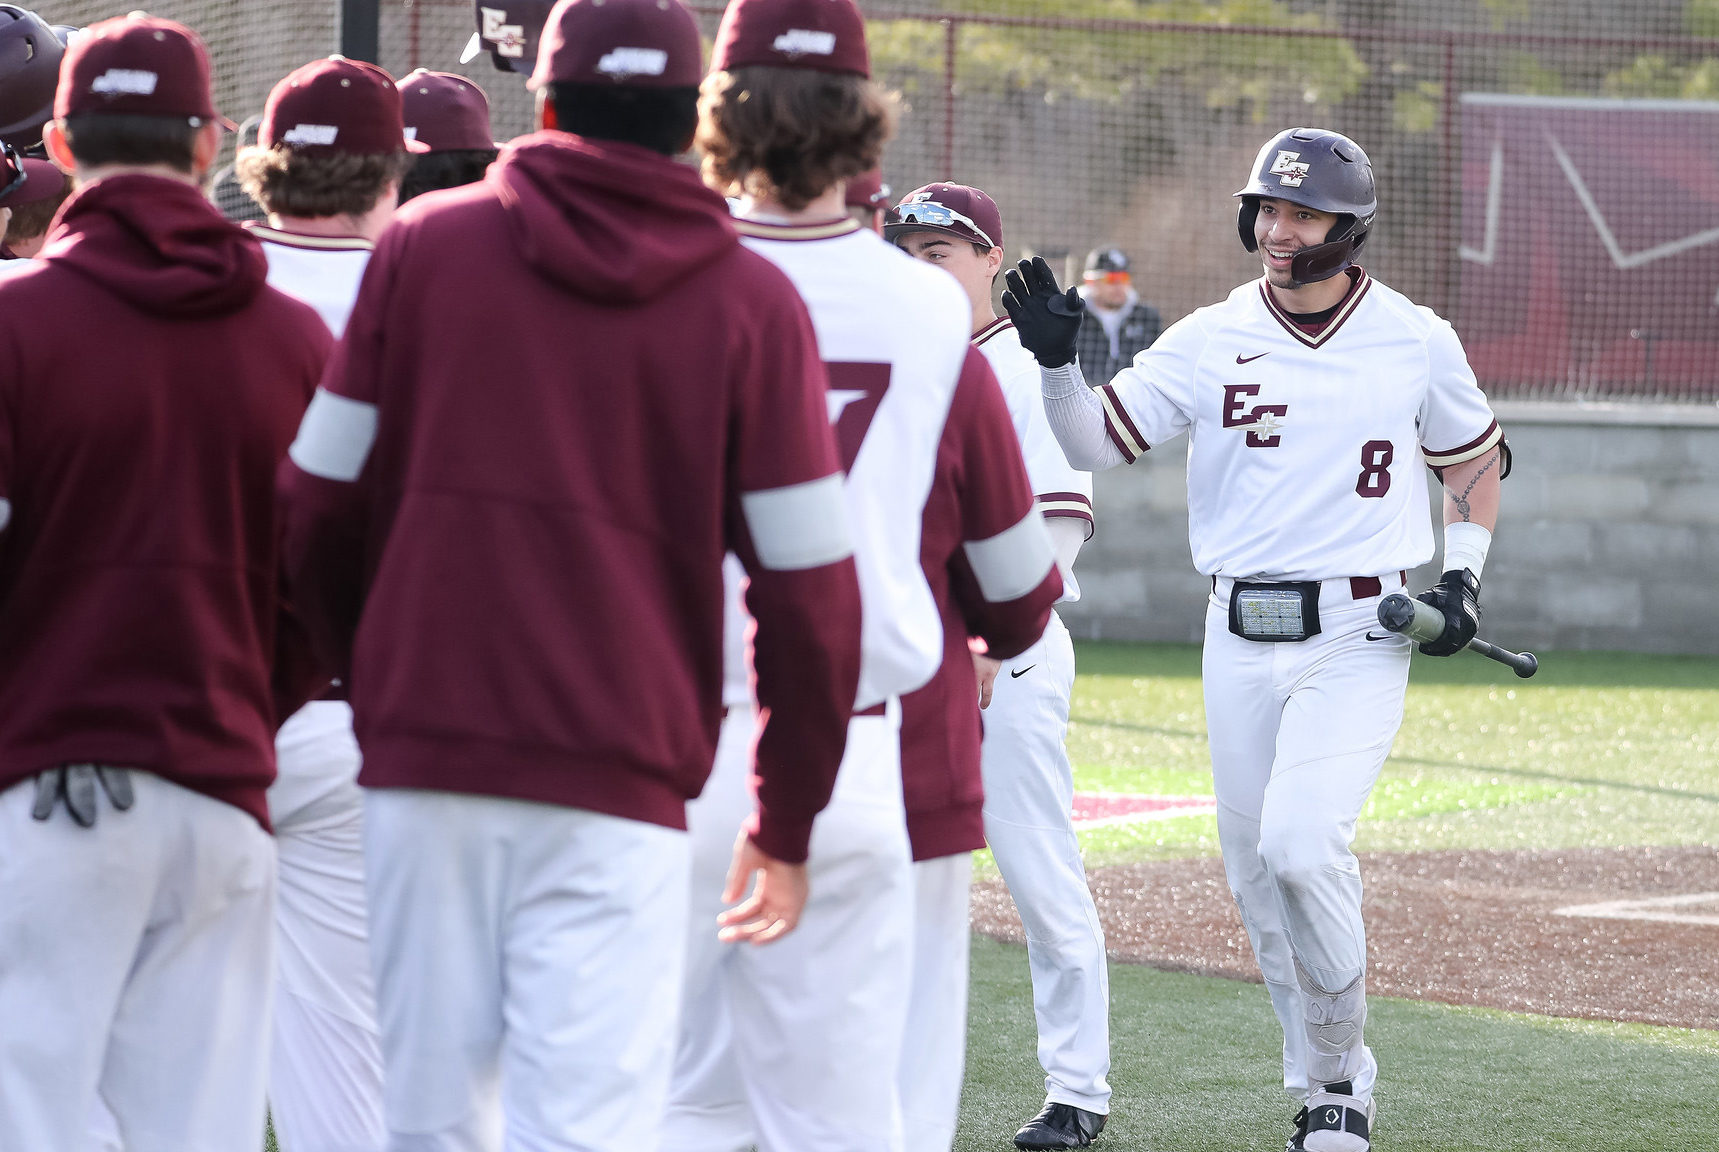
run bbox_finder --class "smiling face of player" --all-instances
[1253,196,1353,311]
[898,230,1004,334]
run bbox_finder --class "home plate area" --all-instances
[1070,792,1217,828]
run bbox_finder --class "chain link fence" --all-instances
[46,1,1719,401]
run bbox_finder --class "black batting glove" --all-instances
[1414,569,1481,657]
[31,764,135,828]
[1000,256,1084,368]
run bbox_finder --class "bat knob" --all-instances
[1376,592,1417,633]
[1514,652,1539,678]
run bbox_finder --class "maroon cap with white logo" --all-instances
[53,12,221,124]
[710,0,869,78]
[261,56,428,156]
[528,0,703,90]
[843,167,888,210]
[884,182,1004,252]
[398,69,496,151]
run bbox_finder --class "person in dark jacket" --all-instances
[1075,246,1162,384]
[276,0,864,1145]
[0,15,331,1151]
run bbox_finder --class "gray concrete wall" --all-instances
[1059,401,1719,656]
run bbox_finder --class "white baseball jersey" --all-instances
[730,217,968,708]
[247,224,374,338]
[974,317,1094,600]
[1093,269,1500,580]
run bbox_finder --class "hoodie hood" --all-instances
[488,132,738,304]
[42,173,268,319]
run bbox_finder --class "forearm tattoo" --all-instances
[1449,450,1500,522]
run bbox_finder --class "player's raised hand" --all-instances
[717,829,809,946]
[1001,256,1084,368]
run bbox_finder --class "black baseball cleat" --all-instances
[1287,1080,1374,1151]
[1014,1102,1106,1149]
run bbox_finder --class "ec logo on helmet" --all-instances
[1270,150,1310,187]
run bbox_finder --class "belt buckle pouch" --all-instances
[1228,580,1322,643]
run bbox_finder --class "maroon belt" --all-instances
[1346,571,1408,599]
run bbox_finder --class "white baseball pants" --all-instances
[662,702,915,1152]
[1204,584,1411,1106]
[0,771,275,1152]
[268,701,384,1152]
[899,852,974,1152]
[363,788,691,1152]
[981,611,1112,1113]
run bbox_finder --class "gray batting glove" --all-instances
[31,764,135,828]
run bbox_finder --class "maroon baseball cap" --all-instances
[261,57,427,156]
[711,0,869,78]
[53,13,223,125]
[398,69,496,152]
[844,167,888,210]
[884,182,1004,252]
[528,0,703,90]
[0,154,64,205]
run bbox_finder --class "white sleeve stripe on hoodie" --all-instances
[741,473,854,571]
[0,497,9,533]
[964,509,1056,603]
[289,389,378,483]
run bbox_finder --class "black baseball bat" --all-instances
[1376,593,1539,678]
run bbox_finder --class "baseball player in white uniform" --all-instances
[663,5,1060,1152]
[1004,128,1504,1152]
[888,182,1110,1151]
[234,54,419,1152]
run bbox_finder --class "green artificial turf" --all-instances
[1050,642,1719,868]
[962,641,1719,1149]
[960,933,1719,1152]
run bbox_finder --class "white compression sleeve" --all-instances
[1040,362,1127,471]
[1043,513,1087,602]
[1443,521,1492,577]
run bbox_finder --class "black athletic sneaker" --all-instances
[1014,1102,1106,1149]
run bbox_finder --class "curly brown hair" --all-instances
[696,67,895,212]
[234,145,412,219]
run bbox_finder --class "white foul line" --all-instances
[1552,892,1719,927]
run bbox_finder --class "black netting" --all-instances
[50,0,1719,401]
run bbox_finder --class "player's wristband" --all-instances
[1443,521,1492,578]
[1040,361,1087,399]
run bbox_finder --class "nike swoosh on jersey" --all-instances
[1010,665,1036,678]
[1365,632,1396,642]
[1235,352,1271,364]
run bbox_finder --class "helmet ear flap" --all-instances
[1237,196,1260,253]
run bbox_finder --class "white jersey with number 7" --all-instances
[1093,269,1500,580]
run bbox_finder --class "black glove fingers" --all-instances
[98,767,135,812]
[1027,255,1062,296]
[1002,268,1028,302]
[31,768,63,821]
[65,764,99,827]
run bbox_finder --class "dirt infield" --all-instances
[970,846,1719,1030]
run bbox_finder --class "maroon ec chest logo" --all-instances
[1222,383,1287,448]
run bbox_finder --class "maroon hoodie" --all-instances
[901,349,1061,861]
[279,132,862,863]
[0,174,333,828]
